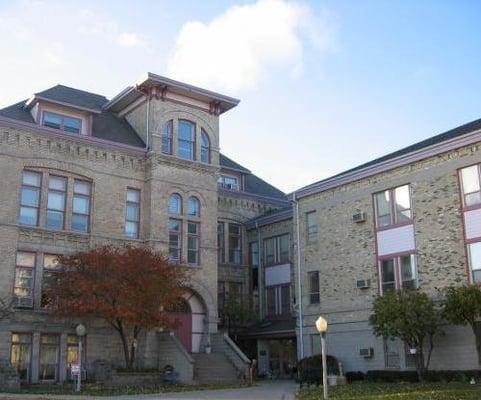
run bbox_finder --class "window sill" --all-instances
[376,220,413,232]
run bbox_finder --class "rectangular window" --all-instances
[10,333,32,381]
[380,254,417,293]
[14,252,35,308]
[306,211,318,242]
[72,180,91,232]
[178,120,195,160]
[125,188,140,239]
[228,223,242,265]
[281,285,290,315]
[169,218,182,261]
[46,175,67,230]
[218,281,226,319]
[461,165,481,207]
[264,234,290,265]
[43,111,82,134]
[385,339,401,369]
[217,222,225,264]
[249,242,259,291]
[39,334,59,381]
[279,234,290,263]
[19,170,41,226]
[161,120,173,155]
[266,284,291,317]
[187,222,200,265]
[266,287,276,316]
[41,254,60,309]
[468,242,481,283]
[374,185,412,228]
[309,271,320,304]
[218,175,239,191]
[264,237,276,265]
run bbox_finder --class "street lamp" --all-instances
[75,324,87,392]
[316,316,328,399]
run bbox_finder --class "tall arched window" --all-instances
[161,120,173,155]
[178,120,195,160]
[187,196,200,217]
[169,193,182,214]
[200,129,210,164]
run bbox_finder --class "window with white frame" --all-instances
[374,185,412,228]
[14,252,36,308]
[306,211,318,242]
[178,120,195,160]
[263,234,290,266]
[169,218,182,262]
[125,188,140,239]
[19,170,41,226]
[218,175,239,191]
[460,165,481,206]
[187,222,200,265]
[43,111,82,134]
[161,120,173,155]
[380,253,417,293]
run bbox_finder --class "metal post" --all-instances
[321,332,328,399]
[76,339,82,392]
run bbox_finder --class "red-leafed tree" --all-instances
[49,245,188,370]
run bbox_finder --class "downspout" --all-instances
[145,92,151,151]
[256,221,263,320]
[293,192,305,360]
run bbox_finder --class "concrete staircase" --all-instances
[192,353,240,384]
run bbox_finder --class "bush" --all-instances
[359,370,481,383]
[345,371,366,383]
[297,355,340,376]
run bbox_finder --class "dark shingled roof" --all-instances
[35,85,108,111]
[300,117,481,193]
[0,86,145,148]
[219,153,251,173]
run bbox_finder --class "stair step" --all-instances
[192,352,240,384]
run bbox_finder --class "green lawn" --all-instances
[297,382,481,400]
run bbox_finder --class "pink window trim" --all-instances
[373,185,413,230]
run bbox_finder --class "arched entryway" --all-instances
[168,289,207,353]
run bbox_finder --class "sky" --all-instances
[1,0,481,193]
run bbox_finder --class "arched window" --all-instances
[178,120,195,160]
[161,120,173,155]
[169,193,182,214]
[187,196,200,217]
[200,129,210,164]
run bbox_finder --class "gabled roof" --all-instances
[219,153,251,173]
[296,116,481,198]
[29,84,108,113]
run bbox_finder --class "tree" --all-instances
[49,245,188,370]
[222,293,257,339]
[369,290,442,381]
[442,285,481,365]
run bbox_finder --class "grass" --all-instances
[0,382,247,397]
[297,382,481,400]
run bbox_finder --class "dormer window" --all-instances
[218,175,239,191]
[42,111,82,135]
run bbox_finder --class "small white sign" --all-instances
[71,365,81,376]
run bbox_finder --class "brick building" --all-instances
[1,73,481,384]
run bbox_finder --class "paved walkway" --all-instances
[0,380,298,400]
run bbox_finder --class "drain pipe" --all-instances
[293,192,305,360]
[145,92,151,151]
[256,221,263,319]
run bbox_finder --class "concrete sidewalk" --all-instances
[0,380,298,400]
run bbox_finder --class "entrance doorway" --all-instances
[268,339,296,379]
[168,299,192,352]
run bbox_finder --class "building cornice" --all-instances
[294,128,481,200]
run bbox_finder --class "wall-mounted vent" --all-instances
[352,212,366,223]
[356,279,370,289]
[359,347,374,358]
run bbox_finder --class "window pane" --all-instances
[46,211,64,229]
[466,192,481,206]
[178,120,194,140]
[43,254,59,269]
[188,222,198,234]
[381,259,395,291]
[43,112,61,129]
[47,192,65,211]
[72,214,88,232]
[229,224,240,235]
[17,252,35,267]
[127,189,140,203]
[11,334,31,381]
[125,221,138,238]
[126,204,139,221]
[169,194,182,214]
[19,207,37,225]
[48,177,66,191]
[279,235,289,262]
[266,287,276,315]
[400,255,417,289]
[395,185,411,222]
[169,219,181,231]
[23,171,41,187]
[63,117,81,134]
[178,120,195,160]
[469,242,481,279]
[265,238,276,264]
[281,286,290,315]
[462,166,480,194]
[375,191,391,226]
[187,197,200,216]
[21,188,40,207]
[73,196,89,214]
[74,181,91,195]
[178,140,194,160]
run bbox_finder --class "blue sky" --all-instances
[1,0,480,192]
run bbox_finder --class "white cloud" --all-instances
[166,0,335,92]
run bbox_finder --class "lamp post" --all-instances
[316,316,328,399]
[75,324,87,392]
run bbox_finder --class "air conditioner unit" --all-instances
[359,347,374,358]
[15,296,33,308]
[352,211,366,223]
[356,279,370,289]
